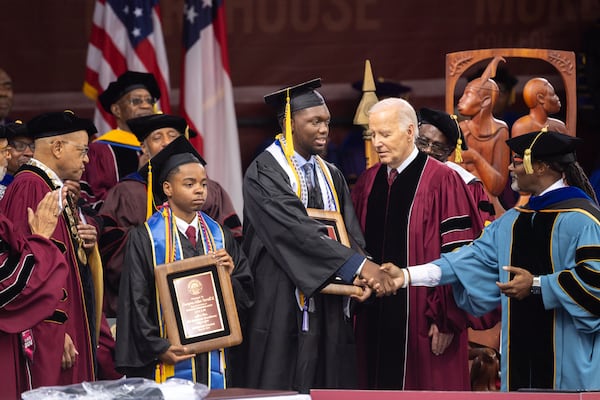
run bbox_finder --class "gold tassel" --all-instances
[523,126,548,175]
[184,125,190,140]
[146,162,153,220]
[451,114,463,163]
[454,138,463,163]
[523,148,534,174]
[284,88,294,159]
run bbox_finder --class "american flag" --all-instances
[181,0,243,217]
[83,0,171,134]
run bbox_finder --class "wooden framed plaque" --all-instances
[307,208,351,247]
[155,255,242,355]
[307,208,363,297]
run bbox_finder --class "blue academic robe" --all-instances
[435,187,600,391]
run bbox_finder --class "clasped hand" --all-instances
[352,260,405,299]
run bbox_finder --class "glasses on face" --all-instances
[0,145,12,156]
[53,140,89,158]
[511,155,523,167]
[415,136,452,155]
[10,140,35,152]
[125,96,156,107]
[148,130,180,144]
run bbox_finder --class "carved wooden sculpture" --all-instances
[511,77,569,138]
[455,56,510,216]
[446,48,576,134]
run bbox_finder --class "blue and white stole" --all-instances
[146,206,227,388]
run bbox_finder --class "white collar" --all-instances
[538,179,568,196]
[387,146,418,175]
[294,153,315,169]
[175,213,199,239]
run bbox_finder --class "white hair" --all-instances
[369,97,419,139]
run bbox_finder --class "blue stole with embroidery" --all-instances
[146,207,226,388]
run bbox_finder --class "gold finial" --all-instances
[353,59,379,127]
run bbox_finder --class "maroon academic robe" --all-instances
[0,165,96,388]
[0,215,69,400]
[446,161,495,224]
[80,141,139,209]
[99,174,242,317]
[351,154,481,391]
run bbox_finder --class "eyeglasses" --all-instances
[10,140,35,152]
[415,136,452,155]
[0,145,12,156]
[511,155,523,167]
[124,96,156,107]
[53,140,89,157]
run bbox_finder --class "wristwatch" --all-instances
[530,275,542,295]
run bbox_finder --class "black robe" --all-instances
[115,218,254,387]
[242,149,366,393]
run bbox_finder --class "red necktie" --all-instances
[388,168,398,186]
[185,225,197,248]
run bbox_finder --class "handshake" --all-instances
[351,260,407,301]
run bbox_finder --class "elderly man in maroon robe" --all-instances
[80,71,160,209]
[0,111,100,388]
[352,98,482,390]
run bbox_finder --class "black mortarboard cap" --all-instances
[0,120,28,140]
[352,77,412,98]
[127,114,188,143]
[264,78,325,120]
[506,130,581,165]
[139,135,206,206]
[98,71,161,113]
[27,111,97,139]
[418,108,468,150]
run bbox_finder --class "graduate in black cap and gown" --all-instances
[115,138,253,388]
[98,115,242,318]
[0,111,101,388]
[385,129,600,391]
[81,71,161,208]
[242,79,394,393]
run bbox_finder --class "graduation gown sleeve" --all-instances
[115,225,170,376]
[0,215,69,332]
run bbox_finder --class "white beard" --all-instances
[510,174,520,192]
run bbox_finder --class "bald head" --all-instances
[523,77,551,108]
